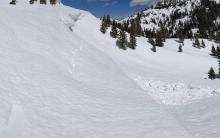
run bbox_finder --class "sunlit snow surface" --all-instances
[0,1,219,137]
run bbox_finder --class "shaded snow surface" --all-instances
[0,1,219,138]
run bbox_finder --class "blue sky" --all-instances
[62,0,152,17]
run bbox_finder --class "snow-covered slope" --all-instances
[122,0,220,37]
[99,36,220,104]
[0,0,219,137]
[125,0,199,30]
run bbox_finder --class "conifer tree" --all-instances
[216,46,220,57]
[100,18,107,34]
[178,44,183,52]
[177,30,184,45]
[106,15,111,27]
[110,25,118,38]
[211,45,216,56]
[9,0,16,5]
[201,40,206,48]
[151,44,156,52]
[208,67,216,80]
[160,26,168,42]
[218,60,220,75]
[29,0,34,4]
[193,36,200,48]
[135,13,144,36]
[40,0,46,4]
[50,0,57,5]
[155,31,164,47]
[129,31,137,49]
[129,24,137,49]
[148,37,155,46]
[116,30,127,50]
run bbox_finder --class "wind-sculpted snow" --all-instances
[168,96,220,138]
[0,1,219,138]
[0,3,193,138]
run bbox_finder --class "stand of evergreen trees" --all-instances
[28,0,58,5]
[193,36,201,48]
[100,15,111,34]
[99,0,220,53]
[121,0,220,41]
[210,44,220,58]
[110,21,118,38]
[98,0,220,42]
[100,15,137,50]
[192,37,207,49]
[116,30,128,50]
[40,0,46,4]
[208,44,220,80]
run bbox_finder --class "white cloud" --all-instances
[130,0,160,7]
[88,0,118,7]
[103,0,118,7]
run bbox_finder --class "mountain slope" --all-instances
[0,1,194,138]
[0,0,220,138]
[121,0,220,38]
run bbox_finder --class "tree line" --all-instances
[10,0,58,5]
[100,15,137,50]
[119,0,220,42]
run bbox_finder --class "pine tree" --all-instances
[148,37,155,46]
[178,44,183,52]
[193,36,200,48]
[177,30,184,45]
[9,0,16,5]
[201,40,206,48]
[218,60,220,75]
[110,25,118,38]
[151,44,156,52]
[106,15,111,27]
[135,13,144,36]
[29,0,34,4]
[100,18,107,34]
[160,26,168,42]
[208,67,216,80]
[50,0,57,5]
[116,30,127,50]
[216,46,220,57]
[211,45,216,56]
[40,0,46,4]
[155,31,164,47]
[129,24,137,49]
[129,31,137,49]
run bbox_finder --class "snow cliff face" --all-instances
[0,1,220,138]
